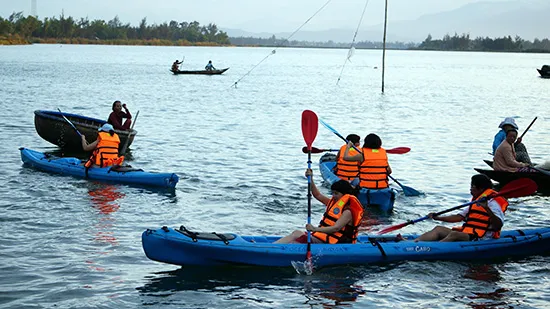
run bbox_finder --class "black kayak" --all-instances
[170,68,229,75]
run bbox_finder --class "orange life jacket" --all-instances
[456,189,509,239]
[85,132,124,168]
[335,144,360,181]
[312,194,364,244]
[359,147,389,189]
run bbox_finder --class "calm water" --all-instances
[1,44,550,308]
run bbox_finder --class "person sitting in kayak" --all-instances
[493,129,532,172]
[343,133,392,189]
[492,117,531,164]
[82,123,125,168]
[205,60,216,71]
[172,59,183,71]
[274,169,363,244]
[415,174,508,242]
[107,100,132,131]
[333,134,360,182]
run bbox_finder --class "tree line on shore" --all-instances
[0,12,230,45]
[417,33,550,53]
[1,12,549,53]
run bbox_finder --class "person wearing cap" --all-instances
[81,123,125,168]
[274,168,364,244]
[493,128,531,172]
[171,59,183,72]
[492,117,531,164]
[205,60,216,71]
[107,100,132,131]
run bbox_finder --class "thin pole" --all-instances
[381,0,388,93]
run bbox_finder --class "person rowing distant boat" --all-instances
[172,59,183,71]
[205,60,216,71]
[492,117,531,164]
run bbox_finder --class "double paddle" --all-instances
[302,146,411,155]
[301,110,318,269]
[377,178,537,235]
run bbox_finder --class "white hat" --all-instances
[498,117,518,130]
[98,123,114,132]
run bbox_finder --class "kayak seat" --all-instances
[175,225,236,243]
[108,165,143,173]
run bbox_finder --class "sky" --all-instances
[0,0,509,32]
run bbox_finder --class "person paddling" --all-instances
[172,59,183,71]
[108,100,132,131]
[81,123,124,168]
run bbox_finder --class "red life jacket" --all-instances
[312,194,364,244]
[456,189,509,239]
[335,144,360,181]
[359,148,389,189]
[85,132,124,168]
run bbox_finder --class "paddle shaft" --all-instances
[518,116,537,140]
[301,110,318,264]
[302,146,410,155]
[120,110,139,155]
[377,178,538,234]
[57,108,82,137]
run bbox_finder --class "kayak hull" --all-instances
[319,153,396,212]
[20,147,179,188]
[142,226,550,267]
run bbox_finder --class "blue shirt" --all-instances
[492,129,506,154]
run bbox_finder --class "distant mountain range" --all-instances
[222,0,549,43]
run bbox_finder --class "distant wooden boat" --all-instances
[170,68,229,75]
[34,110,136,151]
[474,167,550,194]
[538,65,550,78]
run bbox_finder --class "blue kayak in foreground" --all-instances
[319,153,396,212]
[142,226,550,267]
[20,147,179,188]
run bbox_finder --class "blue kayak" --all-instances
[142,225,550,267]
[20,147,179,188]
[319,153,396,212]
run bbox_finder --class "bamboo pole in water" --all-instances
[382,0,388,93]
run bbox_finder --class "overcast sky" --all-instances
[0,0,510,31]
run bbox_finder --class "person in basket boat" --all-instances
[333,134,361,182]
[493,128,533,172]
[343,133,392,190]
[274,169,363,244]
[492,117,531,164]
[414,174,508,242]
[107,100,132,131]
[81,123,125,168]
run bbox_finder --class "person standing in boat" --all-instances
[333,134,361,182]
[343,133,392,189]
[274,169,363,244]
[107,100,132,131]
[415,174,508,242]
[205,60,216,71]
[172,59,183,71]
[493,129,532,172]
[81,123,125,168]
[492,117,532,164]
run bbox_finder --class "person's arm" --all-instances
[306,209,352,234]
[430,213,464,223]
[306,169,330,205]
[484,199,504,230]
[386,164,392,175]
[81,135,98,152]
[343,142,363,162]
[122,104,131,119]
[108,113,124,130]
[502,144,527,168]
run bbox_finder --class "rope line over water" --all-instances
[336,0,371,85]
[231,0,333,88]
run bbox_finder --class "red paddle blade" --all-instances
[377,222,409,235]
[302,146,325,154]
[386,147,411,154]
[301,110,318,150]
[497,178,538,198]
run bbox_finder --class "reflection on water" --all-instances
[463,264,511,309]
[88,183,125,245]
[138,266,372,308]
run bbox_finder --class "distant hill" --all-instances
[222,0,550,43]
